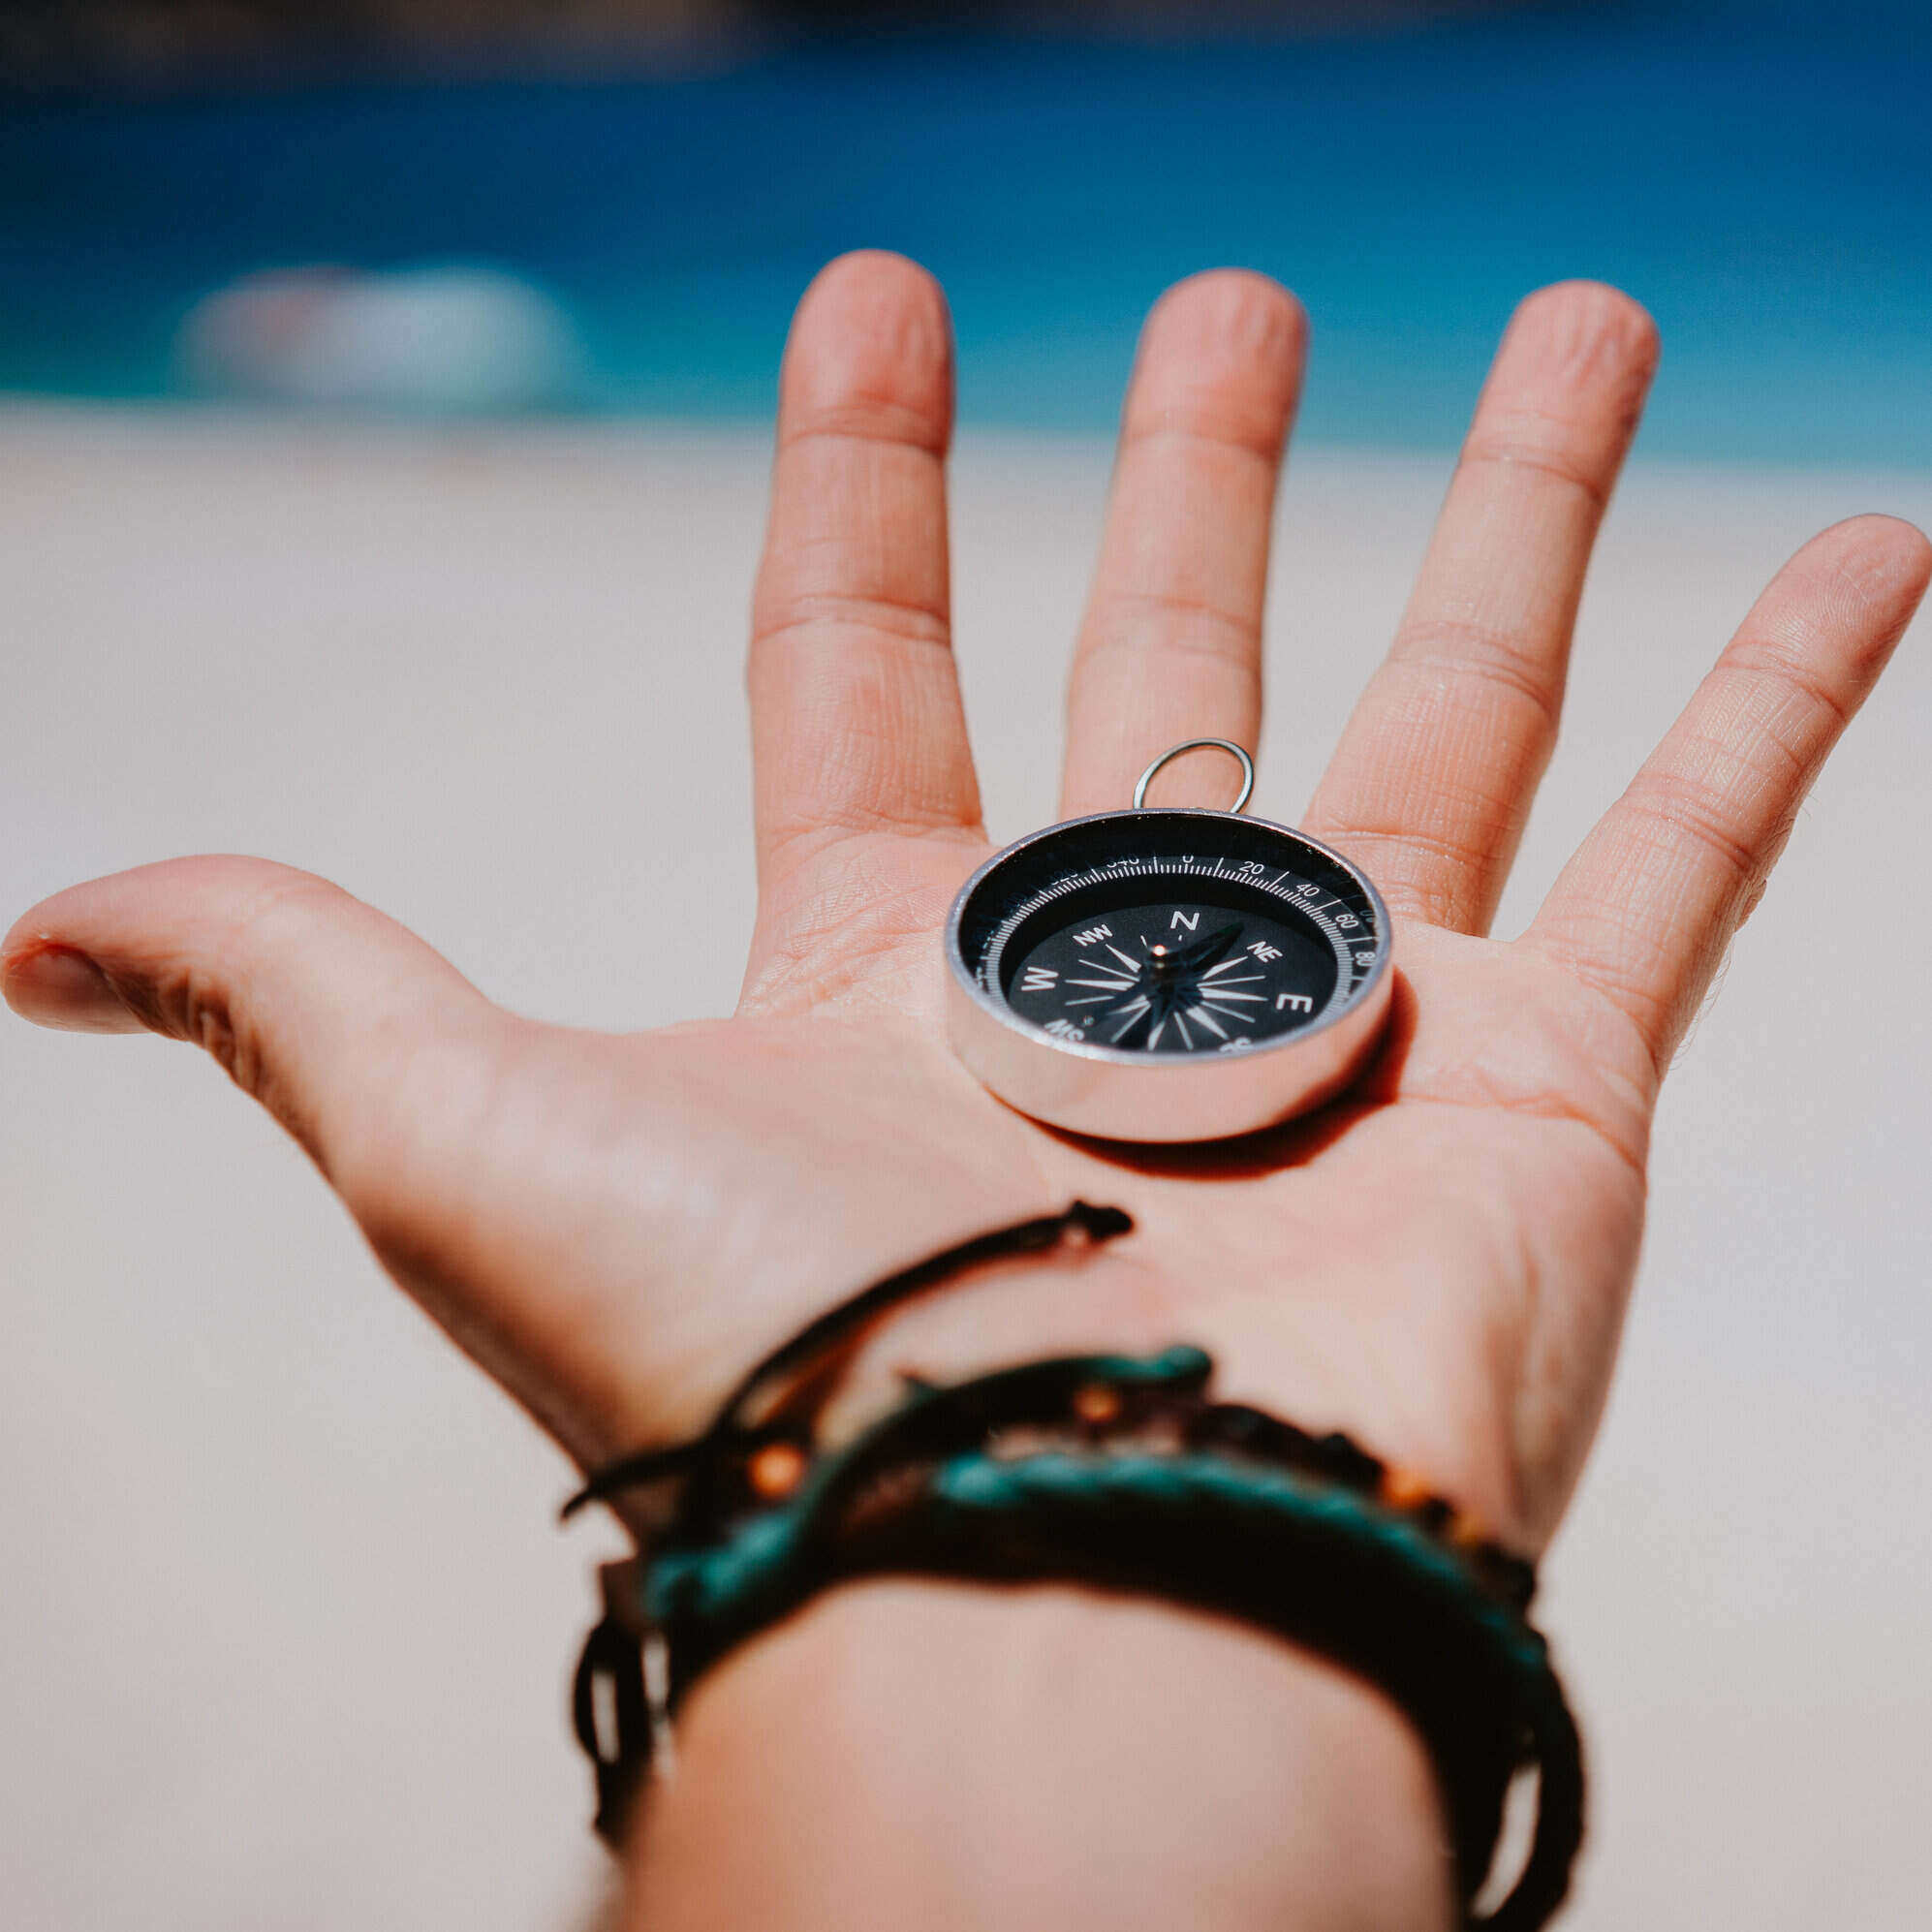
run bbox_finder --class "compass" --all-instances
[944,740,1394,1143]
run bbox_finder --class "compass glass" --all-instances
[951,809,1388,1061]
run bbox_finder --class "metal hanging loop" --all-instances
[1132,739,1256,816]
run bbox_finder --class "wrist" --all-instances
[628,1577,1455,1932]
[823,1238,1536,1552]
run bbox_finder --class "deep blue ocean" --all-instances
[3,1,1929,459]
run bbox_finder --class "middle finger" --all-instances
[1060,270,1306,818]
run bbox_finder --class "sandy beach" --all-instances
[3,407,1928,1929]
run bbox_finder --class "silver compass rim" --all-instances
[943,807,1395,1142]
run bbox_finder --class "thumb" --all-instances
[3,856,495,1188]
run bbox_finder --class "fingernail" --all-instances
[2,945,141,1033]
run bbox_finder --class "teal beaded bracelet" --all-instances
[564,1204,1583,1931]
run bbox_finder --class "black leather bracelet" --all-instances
[563,1204,1583,1931]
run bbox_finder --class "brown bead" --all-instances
[1381,1464,1437,1511]
[1071,1383,1124,1426]
[747,1441,808,1501]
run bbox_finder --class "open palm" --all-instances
[7,255,1925,1573]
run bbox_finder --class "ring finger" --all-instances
[1304,281,1660,934]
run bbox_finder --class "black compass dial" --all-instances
[952,809,1389,1062]
[1007,900,1336,1054]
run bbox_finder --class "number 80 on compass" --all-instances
[943,742,1394,1144]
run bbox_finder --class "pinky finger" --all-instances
[1526,514,1932,1070]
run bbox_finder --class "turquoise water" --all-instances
[3,2,1929,458]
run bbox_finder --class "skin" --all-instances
[6,255,1927,1929]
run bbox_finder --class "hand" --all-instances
[7,255,1926,1928]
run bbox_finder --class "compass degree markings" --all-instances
[977,844,1384,1032]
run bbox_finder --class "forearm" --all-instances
[627,1578,1455,1932]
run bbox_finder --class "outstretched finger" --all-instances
[2,856,495,1197]
[1305,282,1658,933]
[1527,515,1932,1070]
[748,252,982,893]
[1060,271,1305,818]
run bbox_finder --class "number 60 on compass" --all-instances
[943,742,1394,1144]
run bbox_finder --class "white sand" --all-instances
[2,407,1928,1929]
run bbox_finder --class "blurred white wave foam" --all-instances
[175,264,583,413]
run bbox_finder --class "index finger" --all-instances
[747,254,982,894]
